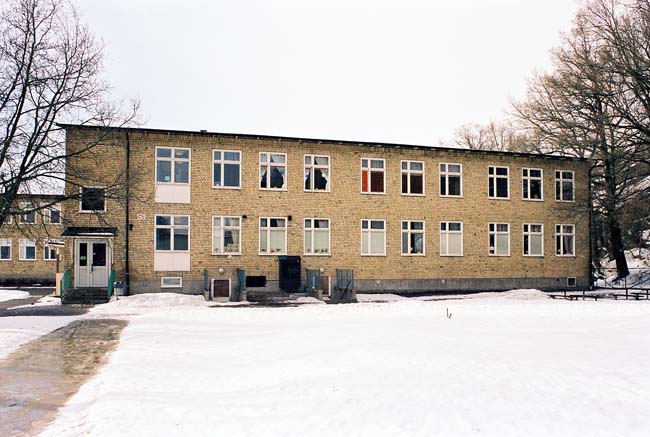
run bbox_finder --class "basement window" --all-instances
[161,277,183,288]
[567,277,577,287]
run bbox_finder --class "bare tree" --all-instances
[453,120,531,152]
[0,0,137,229]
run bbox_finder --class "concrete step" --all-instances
[246,291,290,303]
[62,288,110,305]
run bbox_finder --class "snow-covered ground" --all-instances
[36,291,650,437]
[0,316,80,360]
[0,288,30,302]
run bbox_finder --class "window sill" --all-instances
[522,198,544,202]
[156,182,190,186]
[259,253,288,256]
[361,192,386,195]
[259,188,288,192]
[401,193,426,197]
[488,254,511,257]
[303,253,331,257]
[361,253,387,257]
[0,259,12,262]
[18,259,37,262]
[440,254,464,257]
[304,189,331,193]
[555,200,576,203]
[488,197,511,201]
[212,253,241,256]
[523,254,545,258]
[212,186,242,190]
[439,195,463,199]
[79,210,106,214]
[401,253,426,257]
[154,250,190,253]
[555,254,576,258]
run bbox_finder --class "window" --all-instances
[361,158,385,194]
[44,240,62,261]
[555,224,575,256]
[259,217,287,255]
[19,239,36,260]
[488,166,509,199]
[1,214,12,225]
[80,187,106,212]
[155,215,190,251]
[212,216,241,255]
[0,239,11,260]
[361,219,386,255]
[489,223,510,256]
[161,277,183,288]
[567,277,577,287]
[304,155,330,191]
[522,168,543,200]
[401,220,425,255]
[260,153,287,190]
[19,203,36,224]
[304,218,330,255]
[523,224,544,256]
[401,161,424,195]
[440,221,463,256]
[213,150,241,188]
[440,163,462,197]
[555,170,574,201]
[43,203,62,224]
[156,147,190,184]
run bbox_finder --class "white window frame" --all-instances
[360,158,386,195]
[488,222,510,256]
[155,146,191,185]
[154,215,191,252]
[304,154,331,192]
[259,152,288,191]
[1,214,13,225]
[212,216,242,255]
[555,170,575,202]
[304,218,331,256]
[555,224,576,257]
[19,202,36,224]
[401,220,426,256]
[79,187,107,213]
[439,221,464,257]
[439,163,463,197]
[161,277,183,288]
[42,203,62,224]
[19,239,36,261]
[523,223,544,257]
[360,219,386,256]
[259,217,288,255]
[488,165,510,199]
[400,160,425,196]
[212,149,241,189]
[522,168,544,201]
[43,240,62,261]
[0,238,11,261]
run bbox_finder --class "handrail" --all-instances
[60,269,72,302]
[107,269,116,300]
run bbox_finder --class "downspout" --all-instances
[588,164,594,291]
[125,130,131,295]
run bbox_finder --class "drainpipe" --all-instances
[588,164,594,291]
[125,130,131,295]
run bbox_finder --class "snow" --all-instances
[39,292,650,437]
[0,288,30,302]
[7,294,61,309]
[0,316,80,360]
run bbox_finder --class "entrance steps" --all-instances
[62,288,110,305]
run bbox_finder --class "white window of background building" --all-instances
[440,163,462,197]
[401,161,424,195]
[361,219,386,255]
[155,215,190,251]
[259,217,287,254]
[212,216,241,255]
[304,218,330,255]
[522,168,543,200]
[555,224,575,256]
[260,153,287,190]
[488,166,509,199]
[401,220,425,255]
[523,224,544,256]
[440,221,463,256]
[156,147,190,184]
[304,155,330,192]
[213,150,241,189]
[489,223,510,256]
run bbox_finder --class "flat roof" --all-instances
[58,123,587,162]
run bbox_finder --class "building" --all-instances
[59,124,590,297]
[0,194,65,285]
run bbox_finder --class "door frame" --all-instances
[73,237,113,288]
[211,277,231,300]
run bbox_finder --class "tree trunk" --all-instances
[608,217,630,279]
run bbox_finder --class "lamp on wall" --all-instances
[218,267,225,274]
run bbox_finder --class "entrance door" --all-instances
[212,279,230,299]
[75,240,110,287]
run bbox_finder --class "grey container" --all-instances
[114,281,125,296]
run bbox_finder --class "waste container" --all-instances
[114,281,125,296]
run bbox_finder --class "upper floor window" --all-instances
[304,218,330,255]
[522,168,543,200]
[19,202,36,224]
[555,170,574,202]
[1,214,13,225]
[488,166,509,199]
[555,224,575,256]
[440,221,463,256]
[80,187,106,212]
[361,219,386,256]
[361,158,385,194]
[401,220,425,255]
[304,155,330,192]
[0,238,11,260]
[43,203,61,224]
[213,150,241,189]
[489,223,510,256]
[155,215,189,252]
[19,239,36,260]
[259,217,287,255]
[156,147,190,184]
[440,163,462,197]
[523,223,544,256]
[260,153,287,190]
[212,216,241,255]
[401,161,424,195]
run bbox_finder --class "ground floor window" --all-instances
[401,220,425,255]
[361,219,386,255]
[259,217,287,255]
[440,221,463,256]
[523,224,544,256]
[304,218,330,255]
[44,240,62,260]
[489,223,510,256]
[161,277,183,288]
[212,216,241,255]
[555,224,575,256]
[0,238,11,260]
[155,215,190,251]
[19,239,36,260]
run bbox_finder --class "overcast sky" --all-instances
[80,0,578,146]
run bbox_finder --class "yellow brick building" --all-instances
[60,124,590,296]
